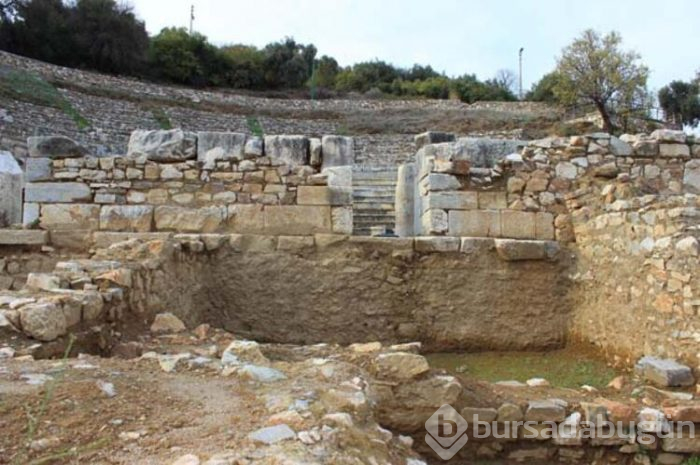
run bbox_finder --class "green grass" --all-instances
[246,116,264,137]
[0,67,90,129]
[684,458,700,465]
[149,106,173,130]
[427,348,620,389]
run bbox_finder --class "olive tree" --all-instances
[554,30,649,133]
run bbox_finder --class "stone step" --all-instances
[353,202,395,210]
[353,196,396,204]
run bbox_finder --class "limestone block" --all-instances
[448,210,500,237]
[321,135,354,169]
[501,210,536,239]
[264,135,309,166]
[609,136,633,156]
[309,138,322,167]
[651,129,687,144]
[414,131,455,150]
[49,230,92,249]
[40,204,100,230]
[659,144,690,158]
[0,229,47,245]
[374,352,430,379]
[27,136,88,159]
[423,192,477,212]
[154,206,226,233]
[244,137,264,158]
[197,131,246,167]
[420,173,461,193]
[525,400,566,422]
[25,273,60,291]
[494,239,547,261]
[684,159,700,193]
[99,205,154,232]
[0,151,23,226]
[92,232,172,249]
[421,209,448,235]
[555,161,578,180]
[19,302,67,341]
[415,236,460,252]
[535,212,555,240]
[25,182,92,203]
[324,166,353,187]
[636,356,694,387]
[478,191,507,209]
[277,235,315,252]
[460,237,495,254]
[227,204,265,234]
[450,138,525,168]
[297,186,352,206]
[331,206,353,234]
[264,206,331,235]
[25,157,52,182]
[394,163,415,237]
[233,234,278,253]
[127,129,197,162]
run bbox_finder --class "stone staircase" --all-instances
[352,166,398,236]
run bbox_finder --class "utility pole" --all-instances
[189,5,195,35]
[519,47,524,100]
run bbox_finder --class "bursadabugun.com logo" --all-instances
[426,405,696,461]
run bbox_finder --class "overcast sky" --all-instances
[130,0,699,92]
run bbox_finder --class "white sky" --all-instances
[130,0,700,92]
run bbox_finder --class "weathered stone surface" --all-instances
[244,136,263,158]
[497,403,523,422]
[659,143,690,158]
[662,433,700,453]
[248,424,295,445]
[264,206,331,235]
[25,273,60,291]
[197,132,246,167]
[415,236,460,252]
[420,173,461,192]
[395,163,415,237]
[449,210,500,237]
[238,364,286,382]
[423,192,478,212]
[227,204,265,234]
[461,407,498,423]
[0,229,47,245]
[25,157,52,182]
[297,186,352,206]
[414,131,455,150]
[100,205,154,232]
[40,204,100,230]
[652,129,687,144]
[525,400,566,422]
[309,138,322,166]
[609,136,633,156]
[19,303,67,341]
[374,352,430,379]
[450,138,525,167]
[23,202,40,226]
[495,239,548,261]
[556,162,578,180]
[421,209,448,235]
[321,135,354,169]
[683,159,700,193]
[154,206,225,233]
[221,340,268,366]
[150,312,186,334]
[636,356,695,387]
[675,236,699,256]
[25,182,92,203]
[127,129,196,162]
[478,191,507,209]
[27,136,89,159]
[663,405,700,422]
[501,210,536,239]
[264,135,308,166]
[331,206,353,235]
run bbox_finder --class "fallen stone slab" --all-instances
[248,424,296,445]
[636,356,695,387]
[0,229,47,245]
[27,136,89,159]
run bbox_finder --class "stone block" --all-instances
[49,230,92,249]
[92,232,172,248]
[297,186,352,206]
[421,209,448,235]
[99,205,154,232]
[331,206,353,234]
[234,234,278,253]
[420,173,461,193]
[27,136,88,158]
[449,210,500,237]
[478,191,507,209]
[277,235,314,252]
[395,163,415,237]
[501,210,536,239]
[659,144,690,158]
[25,182,92,203]
[264,135,309,166]
[324,166,353,187]
[652,129,687,144]
[25,157,52,182]
[494,239,548,261]
[0,229,47,245]
[609,136,633,156]
[423,192,477,212]
[197,131,246,167]
[127,129,196,162]
[40,204,100,230]
[535,212,555,240]
[19,302,67,341]
[0,151,23,225]
[321,135,354,169]
[460,237,495,254]
[636,356,695,387]
[154,206,226,233]
[264,206,331,235]
[244,136,264,158]
[684,159,700,193]
[525,400,566,422]
[414,131,455,150]
[23,203,40,227]
[227,204,265,234]
[415,236,460,252]
[309,138,322,166]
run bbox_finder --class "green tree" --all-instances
[659,80,700,128]
[262,38,316,88]
[221,44,264,88]
[313,55,339,89]
[526,72,561,102]
[553,29,649,133]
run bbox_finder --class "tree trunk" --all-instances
[594,100,614,133]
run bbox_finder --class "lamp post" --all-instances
[519,47,524,100]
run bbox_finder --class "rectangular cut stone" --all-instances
[25,157,52,182]
[25,182,92,203]
[636,356,695,387]
[423,192,478,212]
[420,173,461,193]
[264,206,331,235]
[478,191,507,209]
[495,239,547,261]
[227,204,265,234]
[501,210,537,239]
[197,132,246,165]
[0,151,23,226]
[297,186,352,206]
[40,204,100,230]
[525,400,567,422]
[659,144,691,158]
[99,205,154,232]
[449,210,501,237]
[264,135,309,166]
[321,135,354,169]
[662,432,700,453]
[421,209,448,235]
[0,229,47,245]
[23,203,40,226]
[415,237,460,252]
[535,212,555,240]
[277,235,315,251]
[92,232,172,248]
[331,206,353,234]
[154,206,226,233]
